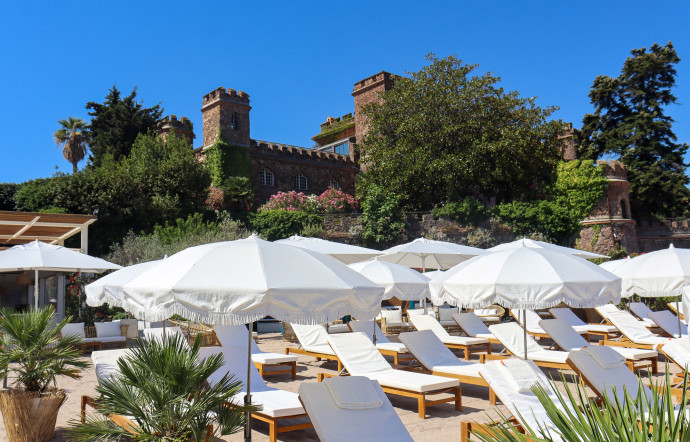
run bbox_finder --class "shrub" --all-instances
[314,187,359,214]
[259,191,314,212]
[432,197,488,227]
[360,184,406,247]
[249,210,323,241]
[259,188,358,214]
[464,227,497,248]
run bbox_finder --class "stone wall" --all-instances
[636,219,690,252]
[201,87,251,148]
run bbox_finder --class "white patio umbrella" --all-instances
[487,238,608,259]
[96,234,384,441]
[379,237,486,270]
[612,244,690,337]
[85,259,162,307]
[598,257,630,273]
[430,246,621,358]
[0,240,122,308]
[275,235,382,264]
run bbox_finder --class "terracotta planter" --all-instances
[0,388,67,442]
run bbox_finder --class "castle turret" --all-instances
[352,71,397,146]
[201,87,251,148]
[158,115,195,144]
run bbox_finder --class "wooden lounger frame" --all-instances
[460,417,524,442]
[317,372,461,419]
[443,341,492,361]
[407,365,497,405]
[82,394,311,442]
[597,338,660,373]
[210,330,297,380]
[286,347,343,373]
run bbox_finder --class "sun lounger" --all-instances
[286,324,343,372]
[451,312,501,344]
[202,346,312,442]
[647,311,687,338]
[512,309,588,339]
[566,346,655,404]
[399,330,496,404]
[460,358,569,442]
[298,376,413,442]
[667,302,687,322]
[143,326,189,346]
[325,332,461,418]
[408,314,491,360]
[539,318,658,373]
[488,323,570,370]
[214,325,298,379]
[596,304,656,329]
[600,311,674,350]
[549,307,619,339]
[347,320,414,365]
[90,348,132,385]
[628,302,654,322]
[437,306,462,333]
[658,340,690,386]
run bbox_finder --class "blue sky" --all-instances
[1,1,689,183]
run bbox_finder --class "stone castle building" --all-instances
[159,70,688,255]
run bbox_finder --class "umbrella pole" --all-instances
[34,270,39,309]
[372,319,377,345]
[522,309,528,360]
[678,297,683,338]
[245,321,253,442]
[422,256,427,314]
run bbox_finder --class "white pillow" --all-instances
[438,307,458,322]
[62,322,85,338]
[117,319,139,338]
[474,308,499,316]
[95,322,122,338]
[381,309,402,323]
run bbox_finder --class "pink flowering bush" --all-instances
[314,187,359,213]
[259,188,358,214]
[205,186,225,211]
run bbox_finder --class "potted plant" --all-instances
[0,306,89,442]
[68,333,257,441]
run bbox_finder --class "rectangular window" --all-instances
[334,141,349,156]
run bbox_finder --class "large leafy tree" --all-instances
[358,54,565,210]
[86,86,163,167]
[54,117,91,173]
[581,42,690,219]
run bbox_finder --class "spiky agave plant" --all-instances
[472,368,690,442]
[68,334,258,441]
[0,306,89,392]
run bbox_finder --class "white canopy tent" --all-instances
[275,235,382,264]
[430,246,621,358]
[0,240,121,309]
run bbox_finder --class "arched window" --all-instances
[230,112,241,131]
[328,178,340,190]
[259,168,274,186]
[294,174,308,190]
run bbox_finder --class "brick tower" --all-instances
[352,71,397,145]
[201,87,251,148]
[158,115,195,145]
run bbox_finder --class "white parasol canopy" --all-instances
[275,235,382,264]
[348,259,430,301]
[486,238,608,259]
[379,237,485,270]
[598,258,630,273]
[86,259,162,307]
[0,240,122,273]
[431,246,621,310]
[0,240,122,308]
[104,235,384,325]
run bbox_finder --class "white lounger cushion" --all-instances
[629,302,654,321]
[409,315,488,346]
[648,311,688,337]
[452,312,493,339]
[91,348,133,385]
[200,346,305,418]
[516,309,588,335]
[214,325,298,365]
[97,336,127,343]
[661,340,690,369]
[299,377,413,442]
[480,360,565,441]
[549,308,618,334]
[398,330,482,378]
[438,307,459,322]
[143,326,188,347]
[607,311,671,346]
[490,323,568,363]
[597,304,656,328]
[328,333,458,393]
[568,347,654,404]
[291,323,336,355]
[349,320,410,353]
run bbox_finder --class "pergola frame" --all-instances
[0,211,96,253]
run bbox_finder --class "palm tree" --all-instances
[68,334,257,441]
[54,117,90,173]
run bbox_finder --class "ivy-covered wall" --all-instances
[204,130,252,185]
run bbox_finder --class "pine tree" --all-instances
[581,42,690,219]
[86,86,163,167]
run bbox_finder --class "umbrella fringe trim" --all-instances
[87,296,378,325]
[435,294,620,310]
[622,289,684,297]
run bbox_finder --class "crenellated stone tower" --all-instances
[201,87,251,148]
[158,115,195,144]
